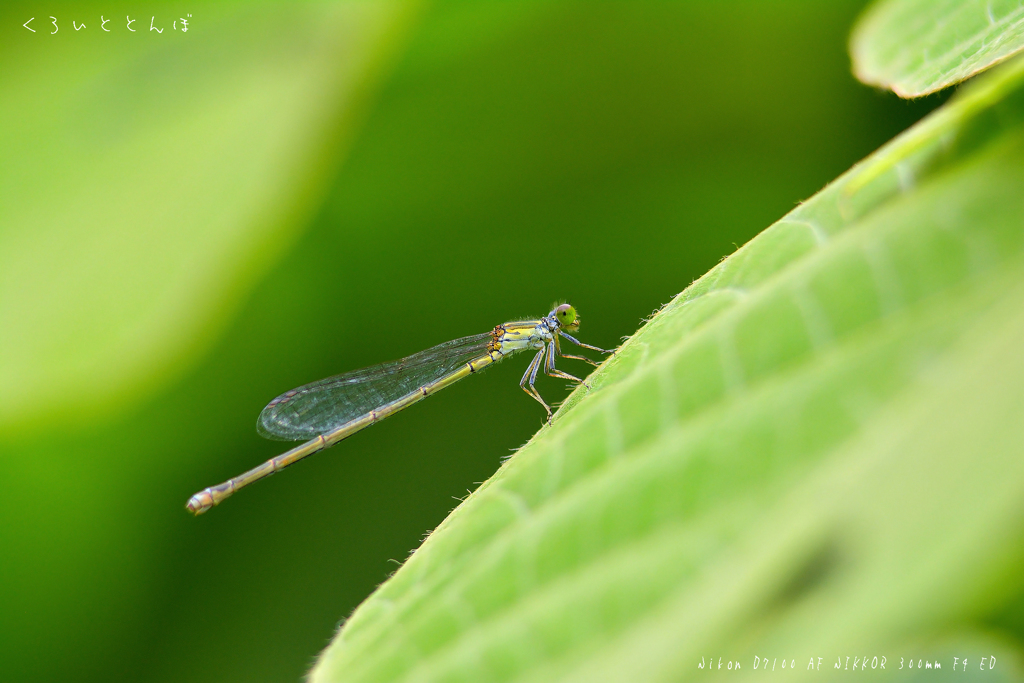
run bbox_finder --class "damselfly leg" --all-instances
[520,347,552,419]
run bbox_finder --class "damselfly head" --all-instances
[553,303,579,331]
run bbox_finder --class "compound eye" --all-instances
[555,303,577,327]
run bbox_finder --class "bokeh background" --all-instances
[0,1,945,681]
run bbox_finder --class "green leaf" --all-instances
[311,55,1024,682]
[851,0,1024,96]
[0,1,415,433]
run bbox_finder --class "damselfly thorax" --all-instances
[487,318,556,355]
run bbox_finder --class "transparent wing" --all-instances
[257,333,494,440]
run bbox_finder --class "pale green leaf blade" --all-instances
[0,1,414,433]
[311,54,1024,683]
[851,0,1024,96]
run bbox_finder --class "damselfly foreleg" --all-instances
[554,334,600,366]
[559,330,615,355]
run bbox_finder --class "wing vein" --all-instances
[257,333,493,440]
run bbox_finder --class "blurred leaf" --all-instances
[0,1,415,434]
[310,54,1024,681]
[851,0,1024,96]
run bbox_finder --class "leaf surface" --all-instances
[851,0,1024,96]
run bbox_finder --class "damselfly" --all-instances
[186,303,612,514]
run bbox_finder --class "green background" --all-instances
[0,1,944,681]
